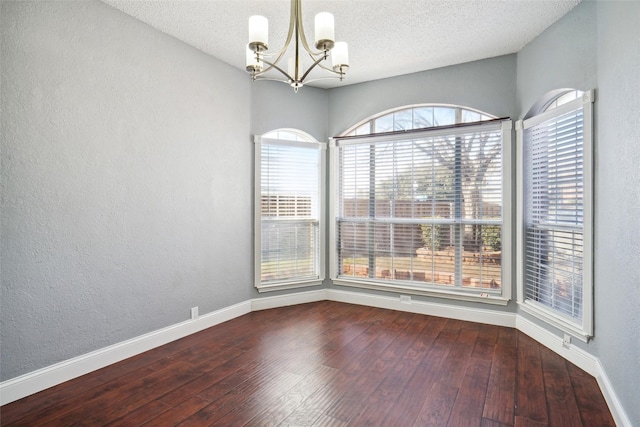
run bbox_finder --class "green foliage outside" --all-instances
[421,223,501,252]
[420,223,442,251]
[481,225,501,251]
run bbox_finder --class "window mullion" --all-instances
[368,143,376,279]
[453,138,463,288]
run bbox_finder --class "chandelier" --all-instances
[245,0,349,92]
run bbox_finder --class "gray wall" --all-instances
[1,0,253,380]
[251,82,329,142]
[594,2,640,425]
[517,1,640,424]
[516,1,598,116]
[328,54,517,136]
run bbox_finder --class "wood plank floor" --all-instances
[1,301,615,426]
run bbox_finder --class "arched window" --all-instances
[331,105,512,303]
[542,90,584,112]
[343,104,496,136]
[254,129,325,292]
[524,89,585,119]
[517,89,594,340]
[263,128,316,142]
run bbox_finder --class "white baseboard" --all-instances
[516,315,631,427]
[516,315,600,376]
[251,289,327,311]
[595,360,633,427]
[326,288,516,328]
[0,300,251,406]
[1,289,632,426]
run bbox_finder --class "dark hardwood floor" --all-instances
[1,301,615,426]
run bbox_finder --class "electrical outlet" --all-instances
[190,307,199,320]
[563,333,571,348]
[400,295,411,304]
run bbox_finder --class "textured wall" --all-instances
[250,82,329,143]
[327,54,517,137]
[516,1,640,424]
[1,0,252,380]
[595,2,640,425]
[516,1,597,116]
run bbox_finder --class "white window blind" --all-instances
[255,137,325,291]
[332,120,510,299]
[518,90,594,339]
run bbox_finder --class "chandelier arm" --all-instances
[295,0,324,56]
[274,0,297,57]
[255,54,285,76]
[307,51,343,75]
[256,56,293,82]
[299,52,331,83]
[300,76,345,85]
[252,76,296,85]
[255,0,297,76]
[250,60,275,78]
[294,0,300,81]
[250,49,289,78]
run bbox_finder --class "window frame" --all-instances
[254,131,326,293]
[330,112,513,305]
[516,89,595,341]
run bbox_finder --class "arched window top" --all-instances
[542,89,584,112]
[263,128,317,142]
[525,89,585,118]
[342,104,497,137]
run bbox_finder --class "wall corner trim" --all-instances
[1,289,632,426]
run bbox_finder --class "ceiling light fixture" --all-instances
[245,0,349,92]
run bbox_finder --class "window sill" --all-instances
[518,300,591,342]
[256,279,324,293]
[331,278,510,306]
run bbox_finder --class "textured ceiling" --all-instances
[102,0,581,88]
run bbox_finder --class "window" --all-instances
[345,104,494,136]
[254,129,325,292]
[331,105,512,304]
[517,90,594,340]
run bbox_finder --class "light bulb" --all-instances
[249,15,268,51]
[314,12,334,50]
[332,42,349,70]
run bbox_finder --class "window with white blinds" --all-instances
[331,117,512,302]
[517,90,594,340]
[254,133,325,291]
